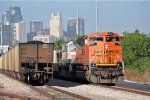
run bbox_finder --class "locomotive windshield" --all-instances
[106,37,119,42]
[89,37,103,42]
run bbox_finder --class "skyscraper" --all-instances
[30,21,43,33]
[2,6,23,25]
[67,17,85,37]
[2,11,11,25]
[0,24,12,46]
[50,12,63,38]
[13,21,27,44]
[1,6,23,46]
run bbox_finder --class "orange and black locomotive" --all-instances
[54,32,124,84]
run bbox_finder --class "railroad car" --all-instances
[0,41,54,84]
[53,32,124,84]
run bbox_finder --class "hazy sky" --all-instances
[0,0,150,35]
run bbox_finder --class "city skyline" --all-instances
[0,0,150,35]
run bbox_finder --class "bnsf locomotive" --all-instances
[54,32,124,84]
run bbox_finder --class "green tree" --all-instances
[54,39,65,49]
[74,34,82,39]
[122,30,150,73]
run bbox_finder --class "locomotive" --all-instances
[53,32,124,84]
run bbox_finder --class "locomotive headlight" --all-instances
[91,63,96,67]
[105,44,108,49]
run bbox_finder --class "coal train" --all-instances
[53,32,124,84]
[0,41,54,84]
[0,32,124,85]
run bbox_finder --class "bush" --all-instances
[122,30,150,74]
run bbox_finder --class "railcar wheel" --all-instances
[85,72,91,82]
[39,74,46,85]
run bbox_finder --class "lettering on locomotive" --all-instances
[92,50,121,56]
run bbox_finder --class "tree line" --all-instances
[122,29,150,74]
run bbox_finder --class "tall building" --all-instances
[2,6,23,25]
[66,17,84,37]
[13,21,27,44]
[1,6,23,46]
[0,23,12,46]
[2,11,11,25]
[50,12,63,38]
[30,21,43,33]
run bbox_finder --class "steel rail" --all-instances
[91,83,150,96]
[1,73,90,100]
[0,91,38,100]
[30,86,58,100]
[45,84,92,100]
[111,86,150,96]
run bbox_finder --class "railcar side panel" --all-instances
[0,57,2,70]
[2,54,5,70]
[11,47,15,71]
[14,44,20,72]
[6,52,9,71]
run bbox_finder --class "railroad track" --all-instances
[16,80,91,100]
[1,73,150,99]
[1,73,91,100]
[0,91,38,100]
[45,84,91,100]
[111,86,150,96]
[32,85,91,100]
[91,83,150,96]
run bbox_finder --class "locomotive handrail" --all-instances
[116,54,124,73]
[69,57,75,72]
[89,52,98,74]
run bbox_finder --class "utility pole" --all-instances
[96,0,98,32]
[76,11,79,35]
[1,23,3,56]
[0,23,3,69]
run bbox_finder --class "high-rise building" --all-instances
[1,6,23,46]
[0,23,12,46]
[2,6,23,25]
[50,12,63,38]
[12,21,27,44]
[2,11,11,25]
[66,17,84,37]
[30,21,43,33]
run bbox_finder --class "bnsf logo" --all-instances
[92,50,121,56]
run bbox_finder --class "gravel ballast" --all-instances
[0,73,49,100]
[48,78,150,100]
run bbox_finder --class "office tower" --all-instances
[67,17,84,37]
[2,11,11,25]
[13,21,27,44]
[30,21,43,33]
[2,6,23,25]
[0,23,12,46]
[1,6,23,46]
[50,12,63,38]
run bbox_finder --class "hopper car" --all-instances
[0,41,54,84]
[53,32,124,84]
